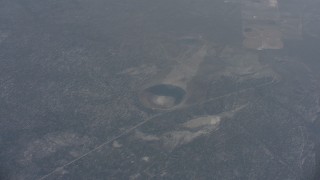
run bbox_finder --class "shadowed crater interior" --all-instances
[140,84,186,109]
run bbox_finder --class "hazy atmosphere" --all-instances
[1,0,320,179]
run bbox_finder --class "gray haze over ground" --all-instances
[1,0,320,179]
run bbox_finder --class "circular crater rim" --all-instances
[139,84,186,110]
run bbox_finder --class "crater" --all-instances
[139,84,186,110]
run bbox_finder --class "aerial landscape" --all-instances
[1,0,320,179]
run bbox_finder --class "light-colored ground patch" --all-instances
[161,130,209,150]
[0,30,9,44]
[243,25,283,50]
[134,130,160,141]
[219,48,279,81]
[163,45,208,89]
[182,116,221,129]
[112,140,122,148]
[141,156,150,162]
[19,132,95,165]
[134,104,247,151]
